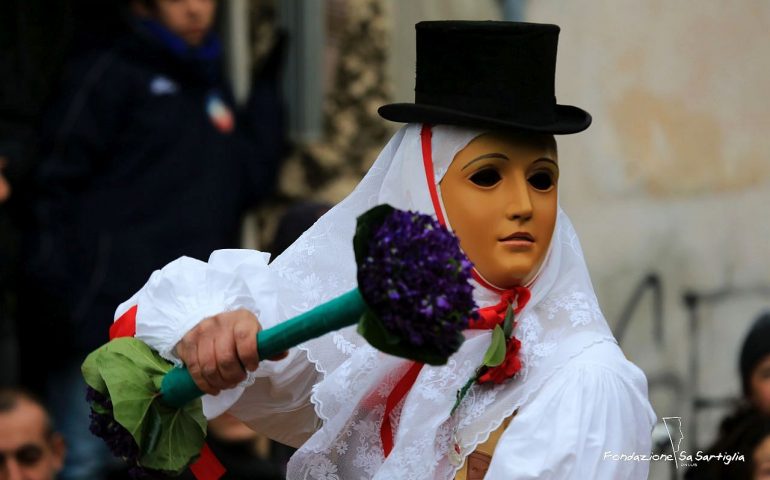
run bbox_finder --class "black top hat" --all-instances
[378,21,591,134]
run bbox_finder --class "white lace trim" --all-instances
[451,335,618,477]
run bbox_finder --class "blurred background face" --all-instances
[440,133,558,289]
[750,355,770,415]
[0,399,64,480]
[0,157,10,204]
[152,0,217,46]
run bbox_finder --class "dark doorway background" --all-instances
[0,0,131,388]
[0,0,129,214]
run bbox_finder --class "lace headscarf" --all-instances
[269,123,617,479]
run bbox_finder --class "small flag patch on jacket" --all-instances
[206,92,234,133]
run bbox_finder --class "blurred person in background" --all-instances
[0,157,16,388]
[16,0,286,478]
[686,312,770,479]
[684,413,770,480]
[0,388,66,480]
[740,313,770,417]
[0,158,10,204]
[1,0,82,391]
[754,425,770,480]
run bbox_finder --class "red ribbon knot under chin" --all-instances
[469,286,530,330]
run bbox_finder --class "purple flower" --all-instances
[358,210,477,357]
[85,387,167,479]
[86,386,112,409]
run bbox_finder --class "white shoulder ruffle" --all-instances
[485,341,657,479]
[113,249,287,418]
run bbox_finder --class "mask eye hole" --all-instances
[469,168,502,187]
[528,172,554,191]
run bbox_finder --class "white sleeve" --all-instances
[227,347,323,448]
[485,345,657,480]
[112,249,321,426]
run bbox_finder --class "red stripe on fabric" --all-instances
[375,126,439,457]
[189,443,226,480]
[420,124,447,227]
[110,305,137,340]
[513,286,531,315]
[381,362,424,457]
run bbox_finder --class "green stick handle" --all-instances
[160,288,366,408]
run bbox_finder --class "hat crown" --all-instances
[415,21,559,125]
[378,20,591,134]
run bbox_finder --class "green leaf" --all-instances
[503,303,515,339]
[84,338,206,474]
[104,337,173,377]
[482,325,506,367]
[141,401,164,455]
[357,309,454,366]
[81,349,108,394]
[91,402,112,416]
[138,398,206,473]
[97,345,161,449]
[353,204,394,265]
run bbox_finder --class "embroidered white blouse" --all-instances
[117,249,656,480]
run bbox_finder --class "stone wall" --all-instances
[524,1,770,474]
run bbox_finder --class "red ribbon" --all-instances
[379,126,440,458]
[378,125,534,457]
[418,120,531,384]
[470,288,530,384]
[190,443,226,480]
[111,306,226,480]
[380,362,424,457]
[469,287,530,330]
[110,305,137,339]
[420,124,447,226]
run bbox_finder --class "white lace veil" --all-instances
[270,124,617,479]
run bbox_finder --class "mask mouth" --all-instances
[499,232,535,242]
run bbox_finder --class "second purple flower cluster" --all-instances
[358,209,477,357]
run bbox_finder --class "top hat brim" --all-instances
[378,102,591,135]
